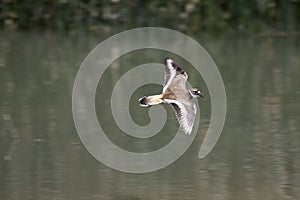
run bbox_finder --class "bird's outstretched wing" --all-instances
[163,58,188,93]
[164,99,197,135]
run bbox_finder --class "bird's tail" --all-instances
[139,95,163,107]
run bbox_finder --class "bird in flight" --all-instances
[139,58,204,134]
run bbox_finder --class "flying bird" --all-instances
[139,58,204,134]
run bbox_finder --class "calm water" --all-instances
[0,31,300,200]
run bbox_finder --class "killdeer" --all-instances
[139,58,204,134]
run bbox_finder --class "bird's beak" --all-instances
[199,92,205,98]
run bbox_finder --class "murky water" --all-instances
[0,31,300,200]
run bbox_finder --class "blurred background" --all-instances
[0,0,300,200]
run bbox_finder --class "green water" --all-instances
[0,31,299,200]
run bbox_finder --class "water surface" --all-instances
[0,31,299,200]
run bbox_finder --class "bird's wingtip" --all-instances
[164,57,173,65]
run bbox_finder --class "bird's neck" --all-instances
[188,90,194,99]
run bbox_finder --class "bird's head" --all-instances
[190,88,205,98]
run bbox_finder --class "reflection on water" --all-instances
[0,31,300,200]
